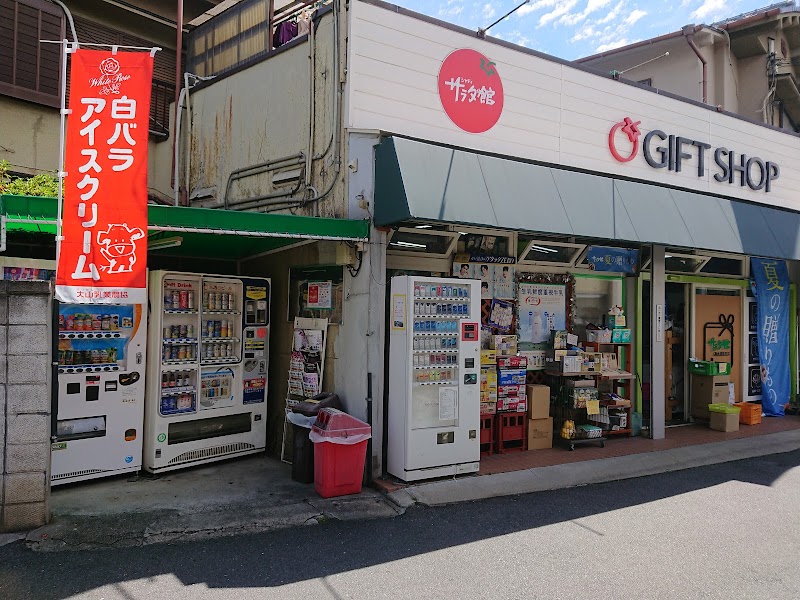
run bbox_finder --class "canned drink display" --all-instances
[179,291,188,309]
[164,291,172,308]
[221,294,229,310]
[214,321,222,337]
[188,291,195,309]
[187,324,195,338]
[180,324,188,338]
[110,315,119,330]
[206,321,214,337]
[220,321,228,338]
[172,291,180,308]
[213,344,221,358]
[101,315,111,330]
[225,344,232,357]
[178,346,186,361]
[74,315,84,330]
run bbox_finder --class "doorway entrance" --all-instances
[665,282,688,425]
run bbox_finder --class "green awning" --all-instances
[375,136,800,261]
[0,195,369,260]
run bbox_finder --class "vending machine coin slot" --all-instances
[105,380,118,392]
[437,431,455,444]
[464,358,475,369]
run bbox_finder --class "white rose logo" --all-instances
[99,57,120,76]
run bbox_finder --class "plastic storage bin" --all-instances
[688,360,730,376]
[310,408,371,498]
[288,393,342,483]
[734,402,762,425]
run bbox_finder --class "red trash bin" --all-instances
[310,408,372,498]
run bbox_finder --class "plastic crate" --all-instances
[734,402,762,425]
[688,361,730,376]
[496,411,528,454]
[480,414,495,455]
[708,403,740,414]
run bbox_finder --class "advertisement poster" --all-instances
[392,294,406,330]
[586,246,639,273]
[56,49,153,304]
[487,299,514,332]
[452,262,515,300]
[751,257,790,416]
[517,283,566,344]
[306,281,332,309]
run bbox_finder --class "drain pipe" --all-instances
[49,0,78,46]
[305,16,315,194]
[683,25,707,104]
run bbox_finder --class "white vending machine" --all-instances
[387,276,481,482]
[143,271,270,474]
[52,300,147,485]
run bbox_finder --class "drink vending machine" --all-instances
[387,276,481,482]
[144,271,270,473]
[52,301,147,485]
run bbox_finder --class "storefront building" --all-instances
[341,0,800,474]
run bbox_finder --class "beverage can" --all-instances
[65,314,74,330]
[221,293,229,310]
[172,291,180,308]
[180,291,188,309]
[187,324,195,338]
[221,321,228,338]
[110,314,119,330]
[74,315,84,330]
[203,292,209,309]
[207,321,214,337]
[188,291,194,309]
[58,314,65,330]
[180,324,188,338]
[178,346,186,360]
[101,315,111,330]
[229,293,235,309]
[214,321,222,337]
[164,327,171,339]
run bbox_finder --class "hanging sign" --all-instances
[586,246,639,274]
[750,257,790,416]
[437,48,504,134]
[56,49,153,304]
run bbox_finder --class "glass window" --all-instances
[665,255,706,273]
[388,231,453,255]
[518,239,584,265]
[700,257,743,276]
[573,277,623,340]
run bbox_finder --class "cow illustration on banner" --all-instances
[56,49,154,304]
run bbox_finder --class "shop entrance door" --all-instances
[665,282,689,425]
[692,286,743,405]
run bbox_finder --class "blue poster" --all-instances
[751,257,790,416]
[587,246,639,273]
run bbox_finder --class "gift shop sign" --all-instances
[608,117,780,193]
[56,49,153,304]
[437,49,504,134]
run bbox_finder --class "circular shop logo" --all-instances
[608,117,642,162]
[157,433,167,443]
[437,48,504,134]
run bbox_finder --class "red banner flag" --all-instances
[56,49,153,304]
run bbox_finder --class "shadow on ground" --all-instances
[1,449,798,599]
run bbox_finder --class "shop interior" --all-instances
[383,224,800,479]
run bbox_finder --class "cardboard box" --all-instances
[480,391,498,403]
[519,350,546,369]
[563,355,582,373]
[691,374,731,420]
[580,352,602,372]
[498,384,525,397]
[480,367,497,392]
[497,397,527,412]
[586,328,612,343]
[492,335,518,356]
[611,328,632,343]
[526,384,550,419]
[527,417,553,450]
[552,330,578,349]
[498,368,526,385]
[497,356,528,369]
[605,314,627,328]
[710,411,739,432]
[480,401,497,415]
[480,349,497,365]
[601,352,619,371]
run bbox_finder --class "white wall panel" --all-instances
[349,1,800,213]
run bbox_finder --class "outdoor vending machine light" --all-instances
[52,300,147,485]
[387,276,481,481]
[143,271,270,473]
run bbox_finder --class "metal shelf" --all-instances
[413,365,458,370]
[161,386,196,397]
[414,380,457,386]
[164,309,198,315]
[162,359,198,366]
[413,349,456,354]
[413,314,468,319]
[201,337,240,343]
[413,332,459,337]
[163,338,198,344]
[201,357,239,365]
[203,310,241,315]
[414,296,469,301]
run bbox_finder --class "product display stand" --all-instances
[281,317,328,463]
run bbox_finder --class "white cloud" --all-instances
[438,2,464,18]
[625,9,647,26]
[690,0,727,21]
[596,1,625,25]
[571,26,597,42]
[585,0,615,15]
[517,0,558,17]
[482,3,495,20]
[596,37,638,52]
[539,0,578,27]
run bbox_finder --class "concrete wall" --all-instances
[0,97,61,176]
[183,10,346,218]
[0,281,52,533]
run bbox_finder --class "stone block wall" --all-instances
[0,281,52,532]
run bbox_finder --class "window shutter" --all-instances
[0,0,65,107]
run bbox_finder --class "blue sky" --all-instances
[391,0,782,59]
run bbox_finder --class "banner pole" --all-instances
[55,39,72,270]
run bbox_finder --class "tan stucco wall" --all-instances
[0,96,60,176]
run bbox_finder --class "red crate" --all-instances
[480,414,495,455]
[496,411,528,454]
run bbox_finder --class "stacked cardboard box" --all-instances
[497,353,527,412]
[526,384,552,449]
[480,362,498,414]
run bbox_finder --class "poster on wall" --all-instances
[306,281,332,309]
[517,283,566,344]
[751,257,790,416]
[487,299,514,333]
[452,260,515,300]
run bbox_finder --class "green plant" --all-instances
[0,159,60,197]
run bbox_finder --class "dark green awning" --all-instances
[0,195,369,261]
[375,136,800,261]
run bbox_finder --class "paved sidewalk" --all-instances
[387,428,800,507]
[27,455,402,552]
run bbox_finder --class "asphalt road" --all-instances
[3,450,800,600]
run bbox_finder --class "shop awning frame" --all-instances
[375,136,800,262]
[0,195,370,260]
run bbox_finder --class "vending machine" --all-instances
[387,276,481,482]
[143,271,270,473]
[52,300,147,485]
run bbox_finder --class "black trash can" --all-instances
[290,393,342,483]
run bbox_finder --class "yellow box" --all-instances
[480,349,497,365]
